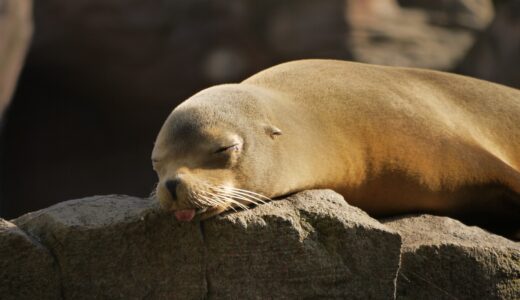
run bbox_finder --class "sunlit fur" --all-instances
[152,59,520,229]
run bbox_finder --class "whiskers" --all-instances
[151,178,271,214]
[193,182,271,213]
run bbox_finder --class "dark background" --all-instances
[1,0,519,218]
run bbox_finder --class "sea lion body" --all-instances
[152,60,520,233]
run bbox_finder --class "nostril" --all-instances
[165,179,180,200]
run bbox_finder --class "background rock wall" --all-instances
[0,0,519,217]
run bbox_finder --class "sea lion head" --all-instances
[152,84,284,221]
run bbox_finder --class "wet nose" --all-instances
[165,179,180,200]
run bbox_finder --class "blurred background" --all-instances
[0,0,519,219]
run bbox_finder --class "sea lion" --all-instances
[152,59,520,234]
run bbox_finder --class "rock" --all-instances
[204,189,402,299]
[0,0,32,117]
[346,0,494,69]
[384,215,520,300]
[14,195,207,299]
[399,0,494,30]
[4,190,520,298]
[457,0,520,88]
[9,190,403,299]
[0,218,59,300]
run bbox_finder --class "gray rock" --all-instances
[0,218,59,300]
[204,189,402,299]
[0,0,32,116]
[6,190,518,299]
[384,215,520,300]
[14,195,207,300]
[8,190,403,299]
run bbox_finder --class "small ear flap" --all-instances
[265,125,282,139]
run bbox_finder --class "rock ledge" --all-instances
[1,190,518,299]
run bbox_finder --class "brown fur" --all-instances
[152,59,520,234]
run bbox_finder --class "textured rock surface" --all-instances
[3,191,519,299]
[204,190,402,299]
[5,190,402,299]
[0,219,59,300]
[0,0,32,116]
[14,195,207,299]
[385,215,520,300]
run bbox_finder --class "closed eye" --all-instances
[214,144,239,154]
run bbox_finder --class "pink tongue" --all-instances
[174,209,196,222]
